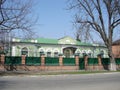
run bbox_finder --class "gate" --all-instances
[79,58,85,70]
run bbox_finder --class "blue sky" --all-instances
[33,0,75,39]
[32,0,120,41]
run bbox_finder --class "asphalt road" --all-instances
[0,72,120,90]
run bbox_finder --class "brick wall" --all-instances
[0,54,120,71]
[0,55,79,71]
[112,45,120,58]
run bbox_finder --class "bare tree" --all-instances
[0,0,36,53]
[74,22,94,42]
[68,0,120,71]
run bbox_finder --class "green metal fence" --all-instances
[101,58,110,65]
[5,56,21,65]
[63,58,75,66]
[45,57,59,66]
[4,56,120,66]
[115,58,120,65]
[25,57,41,65]
[101,58,120,65]
[88,58,98,65]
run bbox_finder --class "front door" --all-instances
[64,49,71,58]
[63,47,76,58]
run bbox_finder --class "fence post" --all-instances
[98,55,103,70]
[22,55,26,65]
[84,55,88,70]
[41,54,45,66]
[75,55,79,66]
[59,55,63,66]
[0,54,5,65]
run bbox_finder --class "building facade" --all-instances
[10,36,108,58]
[112,39,120,58]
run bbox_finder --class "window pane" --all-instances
[54,52,58,57]
[47,52,51,57]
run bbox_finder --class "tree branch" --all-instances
[112,18,120,28]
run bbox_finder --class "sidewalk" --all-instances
[0,70,120,76]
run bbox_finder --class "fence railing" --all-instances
[63,58,75,66]
[115,58,120,65]
[2,55,120,66]
[88,58,98,65]
[5,56,21,65]
[101,58,110,65]
[45,57,59,66]
[25,57,41,66]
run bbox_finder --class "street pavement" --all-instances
[0,72,120,90]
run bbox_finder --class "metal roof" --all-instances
[12,36,94,46]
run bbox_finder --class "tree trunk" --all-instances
[108,47,117,71]
[109,56,116,71]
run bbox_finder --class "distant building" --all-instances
[10,36,108,58]
[112,39,120,58]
